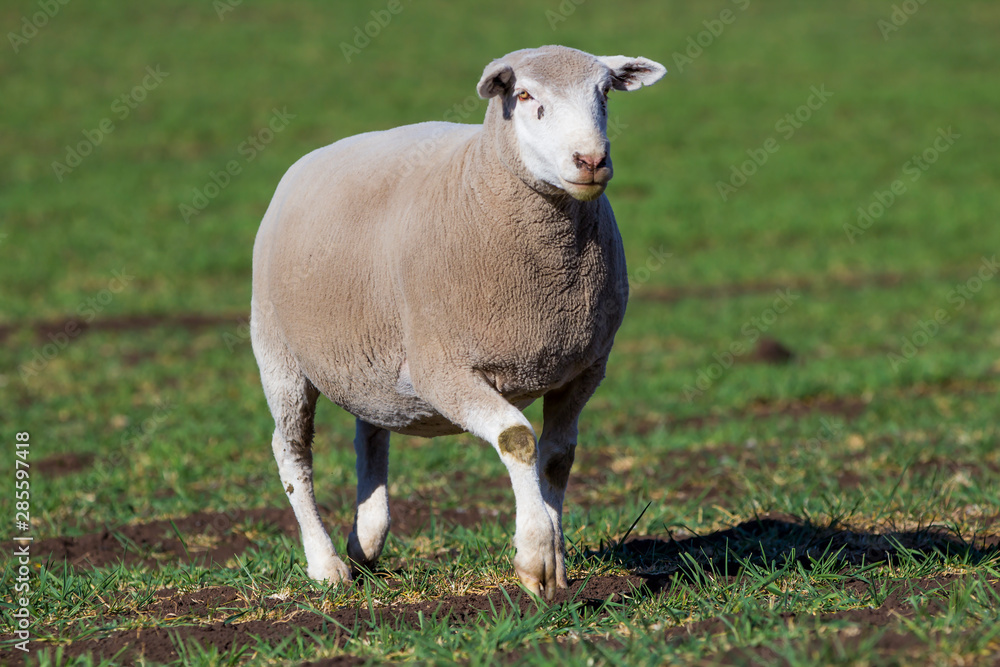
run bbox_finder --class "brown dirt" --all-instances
[389,498,509,535]
[611,393,870,438]
[601,375,999,441]
[908,455,1000,478]
[32,498,512,571]
[34,452,95,477]
[33,508,298,569]
[145,585,246,618]
[19,313,245,343]
[568,442,751,508]
[751,337,795,364]
[631,272,908,304]
[302,658,368,667]
[45,504,991,592]
[5,513,997,665]
[10,575,638,665]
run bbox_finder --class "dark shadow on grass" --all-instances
[599,513,999,594]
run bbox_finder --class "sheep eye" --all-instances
[516,90,532,102]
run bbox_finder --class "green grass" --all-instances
[2,0,999,664]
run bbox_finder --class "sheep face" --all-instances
[478,46,666,201]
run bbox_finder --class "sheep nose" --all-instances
[572,152,607,172]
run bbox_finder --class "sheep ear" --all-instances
[598,56,667,92]
[477,61,515,99]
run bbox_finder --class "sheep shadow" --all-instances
[598,514,999,594]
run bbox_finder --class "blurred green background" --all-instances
[2,0,999,663]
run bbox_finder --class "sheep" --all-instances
[250,45,665,599]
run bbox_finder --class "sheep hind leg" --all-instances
[347,419,391,570]
[267,383,351,584]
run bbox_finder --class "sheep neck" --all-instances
[466,100,602,242]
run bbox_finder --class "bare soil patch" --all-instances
[611,393,870,438]
[33,498,513,571]
[751,337,795,364]
[34,452,95,478]
[32,313,243,342]
[6,514,996,665]
[390,498,508,535]
[9,575,638,665]
[33,508,296,569]
[568,444,749,508]
[631,271,908,304]
[145,585,246,618]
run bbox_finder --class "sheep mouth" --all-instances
[562,168,613,187]
[560,179,608,201]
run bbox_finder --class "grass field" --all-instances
[2,0,999,664]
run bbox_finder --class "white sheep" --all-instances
[251,45,665,599]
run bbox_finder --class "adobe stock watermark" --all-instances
[12,431,33,653]
[51,65,170,182]
[340,0,408,63]
[7,0,70,54]
[683,288,800,401]
[118,400,174,451]
[85,401,176,489]
[18,268,135,383]
[806,416,846,450]
[214,0,242,20]
[887,255,997,372]
[877,0,929,40]
[545,0,587,30]
[605,115,629,143]
[625,245,673,296]
[844,127,959,243]
[671,0,751,73]
[399,95,486,177]
[222,317,252,352]
[224,262,317,351]
[179,107,295,223]
[717,85,833,201]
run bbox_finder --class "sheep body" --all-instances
[254,120,624,435]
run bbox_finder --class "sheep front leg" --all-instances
[538,361,607,589]
[495,421,558,600]
[347,420,391,569]
[415,371,558,599]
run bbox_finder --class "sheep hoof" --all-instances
[346,531,381,572]
[307,556,353,585]
[514,547,559,601]
[517,571,545,599]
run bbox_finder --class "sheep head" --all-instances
[478,45,665,202]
